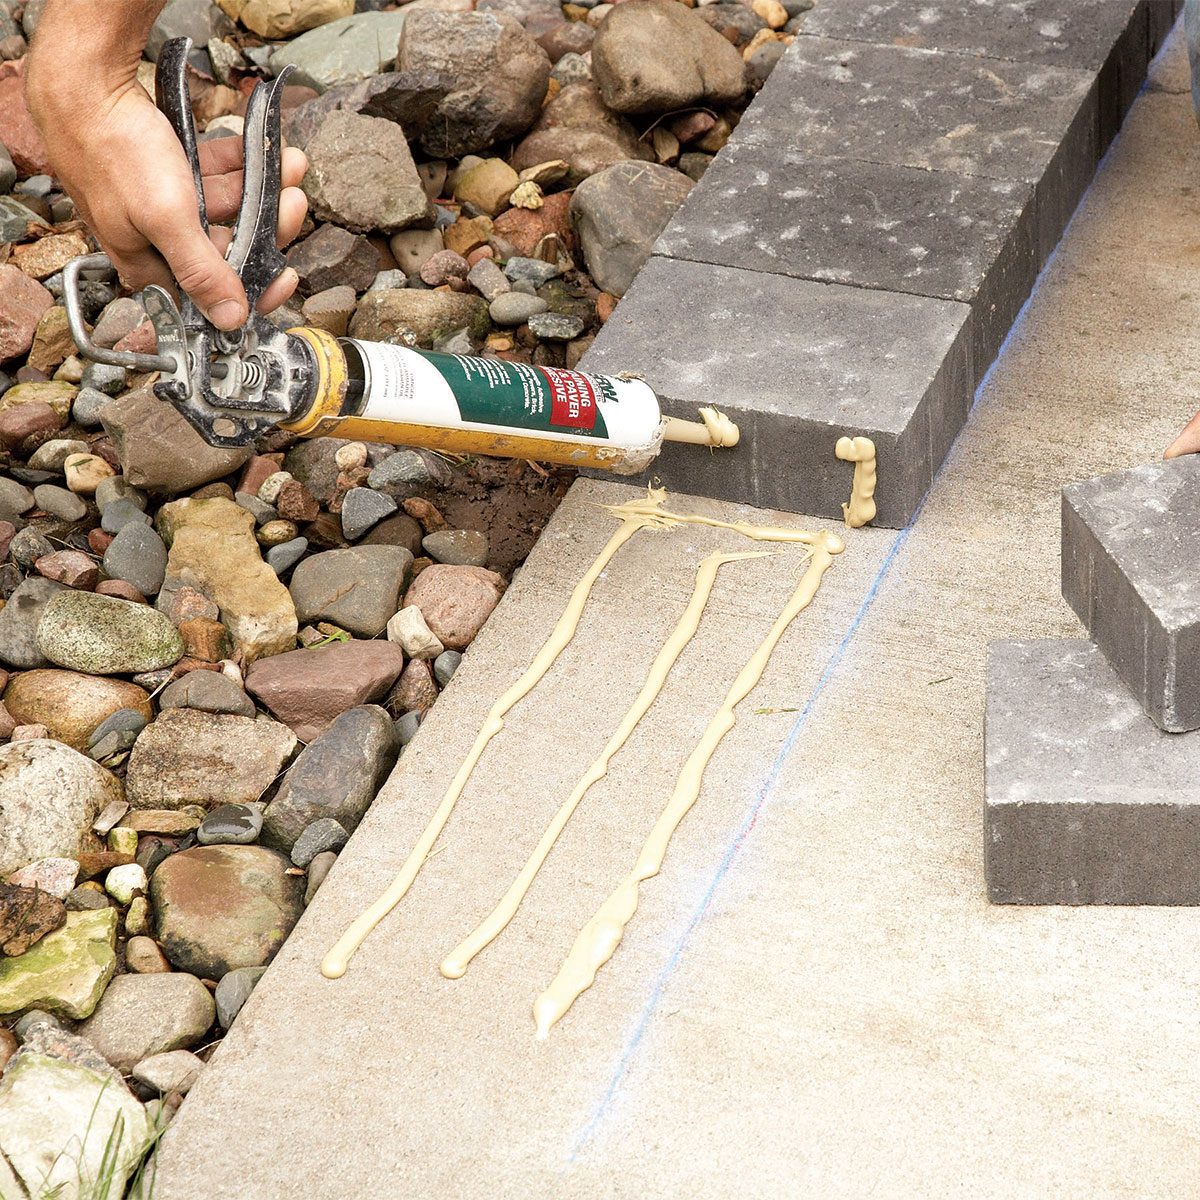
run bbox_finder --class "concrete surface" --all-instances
[986,639,1200,902]
[154,22,1200,1200]
[1062,455,1200,730]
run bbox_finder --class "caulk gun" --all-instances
[60,37,739,474]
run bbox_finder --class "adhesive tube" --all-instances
[307,339,669,474]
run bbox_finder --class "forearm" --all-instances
[26,0,165,122]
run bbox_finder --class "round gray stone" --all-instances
[290,817,349,867]
[433,649,462,687]
[196,803,263,847]
[488,291,548,326]
[103,522,168,597]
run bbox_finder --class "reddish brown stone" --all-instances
[75,851,136,881]
[596,292,618,322]
[179,617,229,663]
[0,521,14,560]
[492,192,575,257]
[0,1026,15,1072]
[169,587,220,625]
[113,319,157,356]
[87,528,114,555]
[392,657,438,714]
[402,497,448,532]
[0,881,67,956]
[0,265,54,363]
[275,479,320,523]
[0,701,15,740]
[402,563,506,650]
[95,579,146,603]
[0,60,51,176]
[244,639,406,743]
[237,453,285,496]
[35,550,98,589]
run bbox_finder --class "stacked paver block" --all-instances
[1062,456,1200,732]
[584,1,1181,525]
[986,454,1200,904]
[985,639,1200,904]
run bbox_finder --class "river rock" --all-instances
[286,68,449,148]
[0,741,120,875]
[150,845,304,978]
[386,604,443,658]
[244,639,405,742]
[289,817,348,866]
[196,802,262,845]
[592,0,747,113]
[303,111,432,234]
[350,288,489,347]
[125,934,170,973]
[103,521,168,598]
[397,11,551,158]
[223,0,353,38]
[36,591,184,675]
[159,669,256,717]
[270,9,409,90]
[289,545,413,637]
[7,857,79,900]
[3,671,152,751]
[0,1048,150,1200]
[261,705,398,851]
[146,0,236,64]
[100,387,252,494]
[0,263,53,361]
[570,160,694,295]
[158,496,298,662]
[0,881,65,956]
[392,657,437,713]
[402,563,505,650]
[125,708,297,810]
[340,486,397,540]
[0,908,117,1019]
[287,222,379,295]
[214,963,265,1028]
[0,576,64,668]
[512,81,652,182]
[423,528,488,566]
[132,1047,205,1095]
[79,972,215,1073]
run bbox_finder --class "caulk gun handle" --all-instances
[155,38,208,237]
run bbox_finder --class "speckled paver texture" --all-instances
[586,0,1180,525]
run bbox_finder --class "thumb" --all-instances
[144,205,249,331]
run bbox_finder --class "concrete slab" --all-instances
[1062,456,1200,731]
[582,258,974,528]
[152,23,1200,1200]
[985,638,1200,903]
[653,134,1038,369]
[745,36,1098,260]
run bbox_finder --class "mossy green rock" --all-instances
[0,908,118,1019]
[36,590,184,675]
[0,1050,150,1199]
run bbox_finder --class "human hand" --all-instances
[27,73,308,331]
[1165,411,1200,459]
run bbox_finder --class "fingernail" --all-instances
[207,299,246,330]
